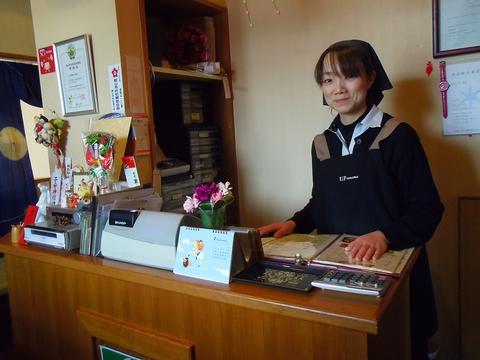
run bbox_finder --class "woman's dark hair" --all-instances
[314,40,393,106]
[314,44,374,85]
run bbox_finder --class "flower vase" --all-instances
[198,206,226,229]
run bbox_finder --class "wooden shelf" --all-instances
[152,66,223,81]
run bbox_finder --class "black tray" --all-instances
[233,262,328,292]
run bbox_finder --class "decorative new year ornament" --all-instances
[425,61,433,77]
[33,112,66,168]
[82,131,116,193]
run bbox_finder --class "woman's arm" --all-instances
[378,123,444,250]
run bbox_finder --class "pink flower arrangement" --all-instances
[183,181,234,213]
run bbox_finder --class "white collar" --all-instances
[335,105,384,155]
[355,105,383,130]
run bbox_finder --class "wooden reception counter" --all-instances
[0,234,413,360]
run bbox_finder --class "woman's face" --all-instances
[320,55,375,125]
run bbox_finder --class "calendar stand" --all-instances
[173,226,262,284]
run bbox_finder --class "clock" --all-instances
[439,61,449,118]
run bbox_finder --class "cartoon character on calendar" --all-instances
[181,239,205,268]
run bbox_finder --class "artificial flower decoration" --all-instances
[184,181,234,228]
[166,25,209,65]
[184,181,234,213]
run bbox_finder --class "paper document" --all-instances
[262,234,337,261]
[312,234,414,275]
[262,233,414,276]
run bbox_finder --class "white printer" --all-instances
[100,210,201,270]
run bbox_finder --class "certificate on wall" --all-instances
[443,60,480,136]
[433,0,480,57]
[54,34,98,116]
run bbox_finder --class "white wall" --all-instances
[30,0,121,169]
[227,0,480,359]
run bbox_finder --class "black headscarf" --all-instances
[320,39,392,106]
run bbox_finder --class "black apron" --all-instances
[313,119,438,339]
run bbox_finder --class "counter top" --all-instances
[0,233,415,335]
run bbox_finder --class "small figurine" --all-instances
[35,182,51,223]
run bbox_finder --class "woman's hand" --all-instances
[258,220,296,238]
[345,230,388,262]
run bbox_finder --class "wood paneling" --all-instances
[0,234,412,359]
[115,0,154,184]
[459,197,480,360]
[77,309,193,360]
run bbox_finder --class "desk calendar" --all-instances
[173,226,235,284]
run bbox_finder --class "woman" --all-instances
[259,40,444,360]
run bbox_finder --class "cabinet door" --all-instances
[459,197,480,360]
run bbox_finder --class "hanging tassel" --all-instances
[242,0,254,27]
[272,0,281,15]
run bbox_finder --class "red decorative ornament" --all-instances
[425,61,433,77]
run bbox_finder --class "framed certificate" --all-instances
[433,0,480,58]
[54,34,98,116]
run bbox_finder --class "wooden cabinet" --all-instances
[115,0,239,224]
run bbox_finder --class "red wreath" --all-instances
[167,25,209,65]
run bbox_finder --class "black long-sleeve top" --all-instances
[291,112,444,251]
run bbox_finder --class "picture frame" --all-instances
[73,172,96,200]
[433,0,480,58]
[54,34,98,116]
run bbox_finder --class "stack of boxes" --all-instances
[181,82,221,184]
[189,127,220,184]
[161,173,196,212]
[158,158,195,212]
[152,80,223,212]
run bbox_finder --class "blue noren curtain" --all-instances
[0,61,42,236]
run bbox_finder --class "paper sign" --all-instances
[174,226,235,284]
[131,117,150,154]
[99,345,142,360]
[50,168,62,206]
[122,156,140,187]
[126,55,146,114]
[108,64,125,113]
[38,45,55,74]
[443,60,480,136]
